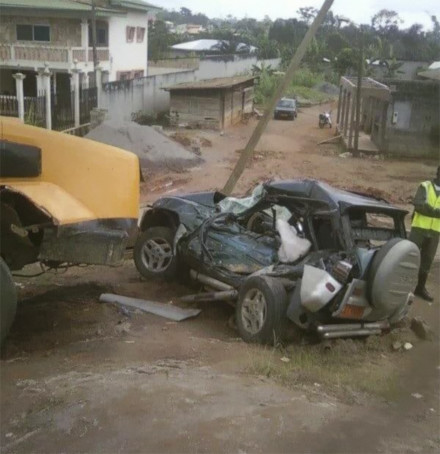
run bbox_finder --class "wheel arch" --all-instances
[139,208,179,232]
[0,188,54,270]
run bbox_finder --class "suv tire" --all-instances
[236,276,288,345]
[134,227,178,281]
[1,257,17,346]
[367,238,420,316]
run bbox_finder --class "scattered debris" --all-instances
[200,137,212,147]
[318,135,342,145]
[191,138,202,156]
[3,429,41,450]
[100,294,201,322]
[403,342,413,351]
[115,321,131,335]
[392,341,403,351]
[280,357,290,363]
[253,107,263,118]
[411,393,423,399]
[339,152,352,158]
[411,317,434,341]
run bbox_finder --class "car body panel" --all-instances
[0,117,140,268]
[1,117,140,225]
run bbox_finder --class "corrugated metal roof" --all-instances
[172,39,225,52]
[110,0,159,11]
[165,76,255,91]
[0,0,158,13]
[171,39,257,53]
[418,68,440,81]
[0,0,116,12]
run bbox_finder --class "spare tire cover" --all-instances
[368,238,420,314]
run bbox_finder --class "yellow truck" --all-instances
[0,117,140,344]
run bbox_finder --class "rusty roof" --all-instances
[165,75,256,91]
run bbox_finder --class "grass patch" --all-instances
[245,336,405,402]
[254,68,336,106]
[286,86,335,105]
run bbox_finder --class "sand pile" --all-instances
[86,120,202,170]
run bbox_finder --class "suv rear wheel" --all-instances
[236,276,288,345]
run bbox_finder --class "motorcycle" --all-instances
[319,112,332,128]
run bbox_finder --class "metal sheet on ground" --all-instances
[99,293,201,321]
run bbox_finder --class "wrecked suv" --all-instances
[134,179,420,344]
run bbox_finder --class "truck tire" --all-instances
[134,226,178,281]
[367,238,420,315]
[236,276,288,345]
[0,257,17,346]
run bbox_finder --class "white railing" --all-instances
[0,44,109,65]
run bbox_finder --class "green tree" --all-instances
[333,48,358,77]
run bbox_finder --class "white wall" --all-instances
[108,12,148,81]
[195,57,281,80]
[100,70,196,121]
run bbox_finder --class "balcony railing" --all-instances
[0,44,109,66]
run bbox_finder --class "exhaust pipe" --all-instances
[179,290,238,303]
[322,329,382,339]
[316,321,389,339]
[190,270,233,291]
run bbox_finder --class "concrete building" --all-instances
[0,0,159,96]
[175,24,206,35]
[166,75,255,129]
[337,76,439,158]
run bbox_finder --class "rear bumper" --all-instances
[39,218,138,266]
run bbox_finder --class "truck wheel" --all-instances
[236,276,288,345]
[1,257,17,346]
[367,238,420,317]
[134,226,177,281]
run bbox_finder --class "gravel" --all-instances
[86,120,202,169]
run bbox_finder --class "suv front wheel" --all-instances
[134,226,178,281]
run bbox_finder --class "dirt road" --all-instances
[1,104,439,453]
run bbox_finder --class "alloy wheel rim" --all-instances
[141,237,173,273]
[241,288,267,334]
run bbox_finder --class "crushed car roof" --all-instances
[264,180,407,214]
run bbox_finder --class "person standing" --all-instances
[409,166,440,301]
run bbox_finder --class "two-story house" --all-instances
[0,0,159,96]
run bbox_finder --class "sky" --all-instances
[155,0,439,30]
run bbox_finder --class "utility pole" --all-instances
[222,0,334,195]
[353,27,364,155]
[91,0,98,84]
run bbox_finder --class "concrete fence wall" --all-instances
[100,70,196,122]
[100,57,281,122]
[195,57,281,80]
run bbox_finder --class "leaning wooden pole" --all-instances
[353,28,364,155]
[222,0,334,195]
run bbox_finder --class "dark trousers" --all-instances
[409,228,439,275]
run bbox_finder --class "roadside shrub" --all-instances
[254,70,281,105]
[290,68,323,88]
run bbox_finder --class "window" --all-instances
[89,21,108,47]
[97,28,107,46]
[117,71,132,81]
[136,27,145,43]
[126,26,135,43]
[16,24,50,42]
[133,70,144,79]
